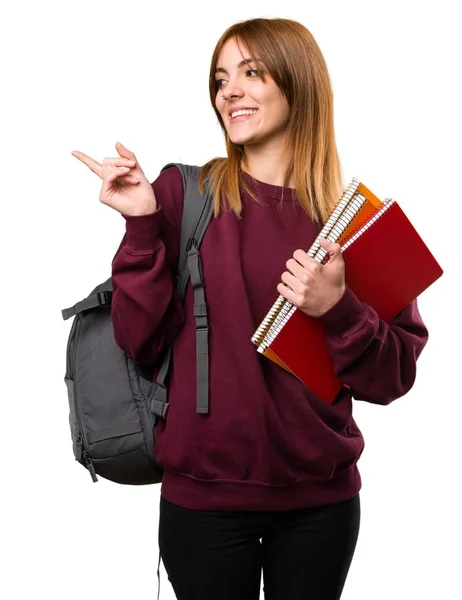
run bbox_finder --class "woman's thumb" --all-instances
[116,141,137,163]
[317,237,341,261]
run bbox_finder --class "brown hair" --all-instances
[199,17,344,224]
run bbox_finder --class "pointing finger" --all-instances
[71,150,103,179]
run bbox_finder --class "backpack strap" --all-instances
[151,163,214,418]
[61,289,112,321]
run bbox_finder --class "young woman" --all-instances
[72,17,428,600]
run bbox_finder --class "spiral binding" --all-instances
[255,178,376,353]
[308,177,362,262]
[259,302,298,351]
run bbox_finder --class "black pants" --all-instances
[158,494,360,600]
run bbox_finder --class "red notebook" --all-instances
[257,199,443,403]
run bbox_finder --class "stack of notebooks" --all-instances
[251,178,443,403]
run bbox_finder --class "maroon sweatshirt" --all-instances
[111,166,428,511]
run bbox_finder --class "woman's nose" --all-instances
[221,80,245,101]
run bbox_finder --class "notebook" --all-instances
[251,178,384,348]
[251,181,443,403]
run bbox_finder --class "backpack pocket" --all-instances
[66,302,162,484]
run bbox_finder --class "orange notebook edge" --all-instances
[260,347,294,374]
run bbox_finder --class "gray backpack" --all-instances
[61,164,214,484]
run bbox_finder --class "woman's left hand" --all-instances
[277,237,346,317]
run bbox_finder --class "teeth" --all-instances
[231,109,257,119]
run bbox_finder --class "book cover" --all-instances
[260,199,443,403]
[251,180,384,348]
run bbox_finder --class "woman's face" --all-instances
[215,38,290,148]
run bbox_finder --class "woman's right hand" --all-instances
[71,141,157,216]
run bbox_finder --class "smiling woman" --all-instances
[214,42,290,149]
[70,15,429,600]
[201,18,343,224]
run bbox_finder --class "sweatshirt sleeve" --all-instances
[316,287,429,405]
[111,166,184,365]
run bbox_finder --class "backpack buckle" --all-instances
[151,397,170,419]
[159,402,169,419]
[97,291,112,306]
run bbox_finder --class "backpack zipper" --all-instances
[83,451,98,482]
[76,430,84,462]
[72,317,98,482]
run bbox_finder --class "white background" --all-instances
[1,0,460,598]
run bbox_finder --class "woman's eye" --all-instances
[246,68,265,78]
[215,79,226,89]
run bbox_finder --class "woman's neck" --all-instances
[242,144,294,188]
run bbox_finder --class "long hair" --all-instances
[199,17,344,224]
